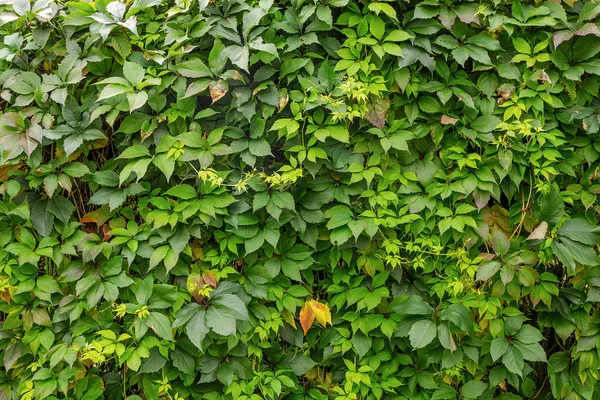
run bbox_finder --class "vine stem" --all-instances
[510,170,534,240]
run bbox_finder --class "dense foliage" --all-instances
[2,0,600,399]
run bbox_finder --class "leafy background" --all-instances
[1,0,600,399]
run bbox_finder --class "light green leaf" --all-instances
[164,184,197,199]
[123,61,145,87]
[97,84,132,101]
[117,145,150,159]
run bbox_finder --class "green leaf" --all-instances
[515,342,547,362]
[477,261,502,282]
[217,363,234,386]
[491,229,510,256]
[316,4,332,25]
[127,91,148,112]
[369,16,385,40]
[145,312,173,340]
[579,1,600,22]
[514,324,543,344]
[186,309,209,351]
[245,231,265,254]
[490,338,509,362]
[47,196,75,223]
[502,346,524,376]
[97,84,132,101]
[117,113,153,134]
[213,293,249,321]
[208,38,227,74]
[176,59,213,78]
[351,331,372,359]
[172,349,195,376]
[431,385,458,400]
[164,184,197,199]
[152,154,175,181]
[409,320,437,348]
[394,296,435,316]
[539,184,564,226]
[279,353,317,376]
[117,145,150,159]
[512,37,531,54]
[206,305,236,336]
[248,139,272,156]
[385,29,413,42]
[470,115,501,133]
[123,61,145,87]
[280,58,309,78]
[224,45,250,72]
[440,304,473,334]
[62,162,90,177]
[461,381,488,399]
[557,218,600,245]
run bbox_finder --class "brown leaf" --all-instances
[439,8,456,30]
[526,221,548,241]
[191,240,205,260]
[0,163,23,183]
[365,96,390,128]
[538,70,551,84]
[0,289,11,305]
[455,4,480,25]
[209,80,228,103]
[575,23,600,37]
[230,70,243,81]
[57,175,73,193]
[441,115,459,125]
[279,91,289,110]
[202,270,217,288]
[497,86,514,105]
[553,30,574,48]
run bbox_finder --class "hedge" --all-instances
[1,0,600,399]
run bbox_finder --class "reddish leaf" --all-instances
[81,206,111,226]
[102,225,112,241]
[441,115,459,125]
[203,270,217,288]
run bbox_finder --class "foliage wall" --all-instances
[2,0,600,399]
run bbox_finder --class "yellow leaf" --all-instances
[281,309,297,329]
[309,300,331,328]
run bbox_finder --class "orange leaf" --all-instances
[299,301,315,335]
[309,300,332,328]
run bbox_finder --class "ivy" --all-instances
[1,0,600,399]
